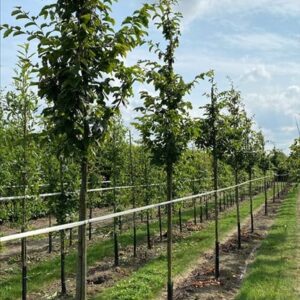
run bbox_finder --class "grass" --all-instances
[94,188,279,300]
[236,185,299,300]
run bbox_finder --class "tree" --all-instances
[195,76,228,279]
[2,2,151,298]
[288,138,300,182]
[245,128,260,232]
[257,131,270,215]
[135,0,209,297]
[4,44,40,299]
[224,85,250,249]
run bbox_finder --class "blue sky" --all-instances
[1,0,300,152]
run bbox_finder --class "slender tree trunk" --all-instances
[48,213,52,253]
[167,163,173,300]
[21,204,27,300]
[129,131,137,257]
[113,204,119,266]
[144,161,151,249]
[76,156,88,300]
[146,210,151,249]
[158,206,162,241]
[112,129,119,266]
[88,206,92,240]
[193,199,197,225]
[60,230,67,295]
[205,196,208,220]
[69,229,73,247]
[273,176,276,203]
[199,197,203,223]
[213,157,219,279]
[235,168,241,249]
[264,170,268,215]
[178,207,182,232]
[249,169,254,233]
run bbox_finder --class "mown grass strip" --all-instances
[94,188,278,300]
[236,185,299,300]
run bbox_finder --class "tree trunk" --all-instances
[158,206,162,241]
[178,207,182,232]
[75,156,88,300]
[69,229,73,247]
[205,196,208,220]
[60,230,67,295]
[264,171,268,216]
[193,199,197,225]
[167,163,173,300]
[272,177,276,202]
[129,132,137,257]
[48,213,52,253]
[199,197,203,223]
[113,204,119,266]
[146,210,151,249]
[213,155,219,279]
[235,168,241,249]
[88,206,92,240]
[21,179,27,300]
[249,169,254,233]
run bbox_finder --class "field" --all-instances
[0,0,300,299]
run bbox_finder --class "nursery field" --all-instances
[0,0,300,299]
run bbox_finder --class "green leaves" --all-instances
[135,0,207,169]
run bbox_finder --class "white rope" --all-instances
[0,176,271,243]
[0,179,201,202]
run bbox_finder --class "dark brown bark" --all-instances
[75,156,88,300]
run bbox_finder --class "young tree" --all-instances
[224,85,250,249]
[288,138,300,182]
[2,2,151,298]
[195,76,227,279]
[257,132,270,215]
[245,127,260,232]
[135,0,209,297]
[4,44,40,299]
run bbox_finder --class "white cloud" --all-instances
[244,85,300,118]
[220,33,300,52]
[240,65,271,82]
[281,126,297,133]
[178,0,300,25]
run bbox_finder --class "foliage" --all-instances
[135,0,210,169]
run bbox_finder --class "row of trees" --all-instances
[0,0,294,299]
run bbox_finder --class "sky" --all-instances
[1,0,300,153]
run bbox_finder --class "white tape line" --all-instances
[0,176,272,243]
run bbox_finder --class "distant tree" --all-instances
[288,138,300,182]
[245,127,261,232]
[257,131,270,215]
[224,85,251,249]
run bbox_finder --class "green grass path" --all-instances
[236,185,300,300]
